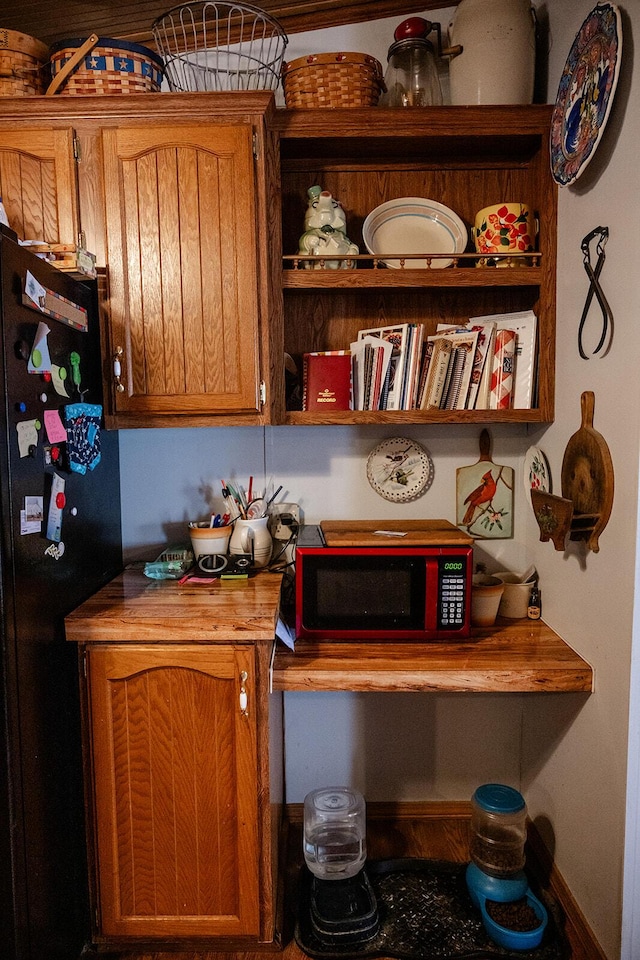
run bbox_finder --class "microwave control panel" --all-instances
[437,555,469,630]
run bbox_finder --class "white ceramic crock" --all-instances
[229,517,272,568]
[448,0,536,105]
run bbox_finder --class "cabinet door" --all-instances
[102,123,261,418]
[0,127,78,243]
[86,644,260,939]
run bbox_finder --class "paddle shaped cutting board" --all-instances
[561,391,614,552]
[456,429,514,538]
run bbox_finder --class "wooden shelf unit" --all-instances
[275,105,557,425]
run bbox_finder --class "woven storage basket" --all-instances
[282,52,384,108]
[0,29,49,96]
[49,37,164,95]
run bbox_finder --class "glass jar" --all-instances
[303,786,366,880]
[469,783,527,878]
[379,18,443,107]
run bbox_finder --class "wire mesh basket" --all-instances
[151,1,287,92]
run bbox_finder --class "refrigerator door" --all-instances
[0,228,122,960]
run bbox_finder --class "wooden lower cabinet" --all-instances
[84,641,281,945]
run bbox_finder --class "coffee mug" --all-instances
[473,202,536,267]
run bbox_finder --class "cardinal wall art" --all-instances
[456,429,514,539]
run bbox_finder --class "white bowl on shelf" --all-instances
[362,197,468,268]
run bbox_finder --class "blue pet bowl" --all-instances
[466,862,548,951]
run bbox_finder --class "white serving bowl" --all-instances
[362,196,468,268]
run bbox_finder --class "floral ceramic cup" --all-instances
[473,202,536,267]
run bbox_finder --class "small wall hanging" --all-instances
[531,391,614,552]
[456,430,514,538]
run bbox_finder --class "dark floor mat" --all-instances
[295,858,569,960]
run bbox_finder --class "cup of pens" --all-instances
[188,521,232,559]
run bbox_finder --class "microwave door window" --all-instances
[306,555,426,631]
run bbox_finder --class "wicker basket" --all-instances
[282,51,384,108]
[0,29,49,96]
[49,37,164,95]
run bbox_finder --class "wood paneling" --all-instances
[1,2,459,49]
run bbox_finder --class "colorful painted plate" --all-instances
[362,197,468,269]
[550,3,622,186]
[524,445,552,496]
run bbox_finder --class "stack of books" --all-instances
[301,310,537,412]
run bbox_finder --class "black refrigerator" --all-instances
[0,227,122,960]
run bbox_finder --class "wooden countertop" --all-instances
[64,567,284,642]
[272,619,594,694]
[65,569,593,695]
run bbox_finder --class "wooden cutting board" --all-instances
[456,429,514,538]
[320,519,473,547]
[561,391,614,552]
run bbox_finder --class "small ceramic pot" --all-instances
[471,574,504,627]
[473,203,536,267]
[495,572,535,619]
[189,522,231,559]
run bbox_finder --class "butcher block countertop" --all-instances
[66,568,593,695]
[65,567,284,643]
[272,620,594,693]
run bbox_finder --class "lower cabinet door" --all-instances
[86,643,259,939]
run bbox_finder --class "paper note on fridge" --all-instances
[27,321,52,374]
[44,409,67,444]
[16,420,40,458]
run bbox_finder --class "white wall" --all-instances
[118,3,638,956]
[520,4,639,957]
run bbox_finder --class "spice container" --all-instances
[469,783,527,878]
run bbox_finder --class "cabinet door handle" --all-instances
[113,347,125,393]
[239,670,249,717]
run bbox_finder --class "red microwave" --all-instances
[295,521,473,642]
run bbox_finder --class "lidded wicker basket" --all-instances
[49,37,164,95]
[0,29,49,96]
[282,52,384,108]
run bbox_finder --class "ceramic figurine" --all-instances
[298,185,359,269]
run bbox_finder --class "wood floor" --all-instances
[82,804,606,960]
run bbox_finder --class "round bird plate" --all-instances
[367,437,434,502]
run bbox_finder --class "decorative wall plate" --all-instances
[367,437,434,502]
[524,445,552,496]
[550,3,622,186]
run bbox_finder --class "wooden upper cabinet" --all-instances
[87,643,260,939]
[0,128,78,245]
[102,122,262,420]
